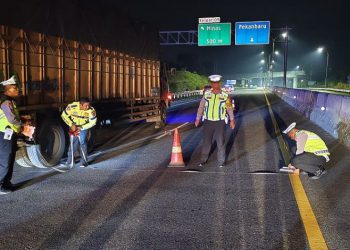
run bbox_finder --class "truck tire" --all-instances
[15,145,34,168]
[27,120,66,168]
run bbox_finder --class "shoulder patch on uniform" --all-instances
[225,98,233,108]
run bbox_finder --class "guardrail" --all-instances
[301,88,350,94]
[171,90,203,100]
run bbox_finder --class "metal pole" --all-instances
[271,39,275,86]
[267,54,271,87]
[283,30,288,88]
[325,51,329,88]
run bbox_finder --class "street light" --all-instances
[282,31,289,88]
[317,46,329,88]
[270,29,289,87]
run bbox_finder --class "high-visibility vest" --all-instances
[61,102,97,130]
[299,130,330,157]
[203,91,231,121]
[0,96,21,133]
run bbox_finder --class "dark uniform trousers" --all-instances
[201,120,226,164]
[0,132,17,186]
[291,146,326,175]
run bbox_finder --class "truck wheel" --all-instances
[27,120,66,168]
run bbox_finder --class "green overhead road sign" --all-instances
[198,23,231,46]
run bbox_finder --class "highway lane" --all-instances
[1,89,349,249]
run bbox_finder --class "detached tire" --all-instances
[27,120,66,168]
[15,143,34,168]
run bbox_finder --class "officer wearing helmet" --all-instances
[195,75,235,167]
[0,76,35,194]
[283,122,329,179]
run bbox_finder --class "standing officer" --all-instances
[195,75,235,167]
[61,97,97,168]
[283,122,329,179]
[0,76,35,194]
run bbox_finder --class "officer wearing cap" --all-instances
[61,97,97,168]
[0,76,35,194]
[195,75,235,167]
[283,122,329,179]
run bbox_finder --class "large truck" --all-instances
[0,1,170,168]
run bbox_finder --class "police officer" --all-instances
[195,75,235,167]
[283,122,329,179]
[0,76,35,194]
[61,97,97,168]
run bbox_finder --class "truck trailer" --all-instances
[0,2,169,168]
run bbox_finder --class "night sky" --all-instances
[115,0,349,81]
[2,0,349,82]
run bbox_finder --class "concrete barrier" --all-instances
[273,87,350,146]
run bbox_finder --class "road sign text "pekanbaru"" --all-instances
[235,21,270,45]
[198,23,231,46]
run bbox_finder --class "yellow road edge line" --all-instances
[264,91,328,250]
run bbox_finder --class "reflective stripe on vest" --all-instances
[203,91,228,121]
[61,102,96,129]
[300,130,330,157]
[0,100,21,133]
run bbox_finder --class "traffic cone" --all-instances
[168,128,185,167]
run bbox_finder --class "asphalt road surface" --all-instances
[1,90,349,249]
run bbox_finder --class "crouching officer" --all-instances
[0,76,35,194]
[61,97,96,168]
[195,75,235,167]
[283,122,329,179]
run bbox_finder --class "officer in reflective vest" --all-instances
[61,97,97,168]
[283,122,329,179]
[0,76,35,194]
[195,75,235,167]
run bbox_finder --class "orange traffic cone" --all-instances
[168,128,185,167]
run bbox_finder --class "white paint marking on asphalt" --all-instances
[180,170,201,173]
